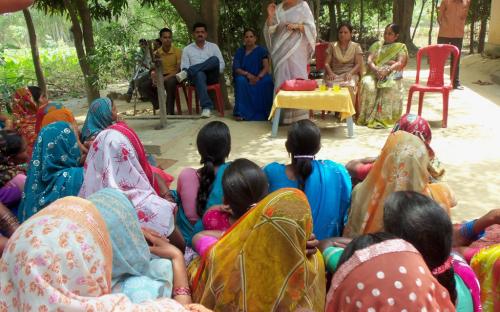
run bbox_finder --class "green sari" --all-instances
[358,41,408,129]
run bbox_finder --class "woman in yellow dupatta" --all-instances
[190,188,325,312]
[357,23,408,129]
[344,131,456,237]
[0,195,209,311]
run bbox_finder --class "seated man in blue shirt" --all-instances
[177,22,225,118]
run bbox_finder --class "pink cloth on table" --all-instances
[177,167,200,224]
[193,235,219,257]
[202,209,231,231]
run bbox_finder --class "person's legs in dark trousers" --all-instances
[186,56,219,110]
[437,37,463,88]
[164,76,177,115]
[137,75,159,109]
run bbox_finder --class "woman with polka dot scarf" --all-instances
[325,233,455,311]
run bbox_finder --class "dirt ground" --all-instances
[63,54,500,223]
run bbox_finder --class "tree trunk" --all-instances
[22,9,47,96]
[63,0,99,103]
[428,0,436,45]
[469,10,476,54]
[335,0,342,26]
[393,0,417,51]
[359,0,364,41]
[200,0,220,43]
[412,0,427,41]
[478,13,487,54]
[168,0,201,35]
[74,0,99,102]
[328,1,338,41]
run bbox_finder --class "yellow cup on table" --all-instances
[319,84,327,91]
[332,85,340,92]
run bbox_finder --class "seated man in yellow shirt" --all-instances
[138,28,181,114]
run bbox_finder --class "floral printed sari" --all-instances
[190,188,325,311]
[78,126,176,238]
[11,87,39,157]
[0,196,188,311]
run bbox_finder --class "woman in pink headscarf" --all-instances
[346,113,444,186]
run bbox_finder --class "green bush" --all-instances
[0,47,83,107]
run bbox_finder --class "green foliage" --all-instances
[0,47,83,106]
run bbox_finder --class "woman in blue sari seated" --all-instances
[232,28,274,121]
[263,119,352,240]
[17,121,84,222]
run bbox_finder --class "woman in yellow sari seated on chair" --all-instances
[358,23,408,129]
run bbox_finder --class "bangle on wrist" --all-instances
[173,286,191,297]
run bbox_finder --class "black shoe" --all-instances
[453,84,464,90]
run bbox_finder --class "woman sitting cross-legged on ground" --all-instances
[384,191,482,311]
[263,119,352,240]
[343,130,456,237]
[325,233,456,311]
[80,98,173,187]
[357,23,408,129]
[18,121,85,222]
[176,121,231,246]
[80,97,118,148]
[88,188,190,305]
[347,113,445,186]
[192,158,269,257]
[34,101,65,134]
[0,195,211,312]
[190,188,326,311]
[324,22,363,104]
[453,208,500,311]
[78,122,184,250]
[232,28,274,121]
[11,86,49,158]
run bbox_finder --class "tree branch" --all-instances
[167,0,201,28]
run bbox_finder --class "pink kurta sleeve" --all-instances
[177,167,201,224]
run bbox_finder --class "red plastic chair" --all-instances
[186,83,224,116]
[406,44,460,128]
[315,42,329,71]
[309,42,329,118]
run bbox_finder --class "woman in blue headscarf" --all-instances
[88,188,181,303]
[17,121,84,222]
[81,97,117,147]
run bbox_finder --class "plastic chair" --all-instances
[309,42,329,118]
[406,44,460,128]
[186,83,224,116]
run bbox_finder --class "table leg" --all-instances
[271,108,281,138]
[346,116,354,138]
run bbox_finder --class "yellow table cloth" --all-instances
[268,87,356,121]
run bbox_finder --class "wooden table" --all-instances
[268,87,356,138]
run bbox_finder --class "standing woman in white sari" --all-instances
[264,0,316,125]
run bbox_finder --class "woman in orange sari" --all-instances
[343,131,456,237]
[190,188,325,311]
[11,86,48,158]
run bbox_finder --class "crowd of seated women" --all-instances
[0,82,498,311]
